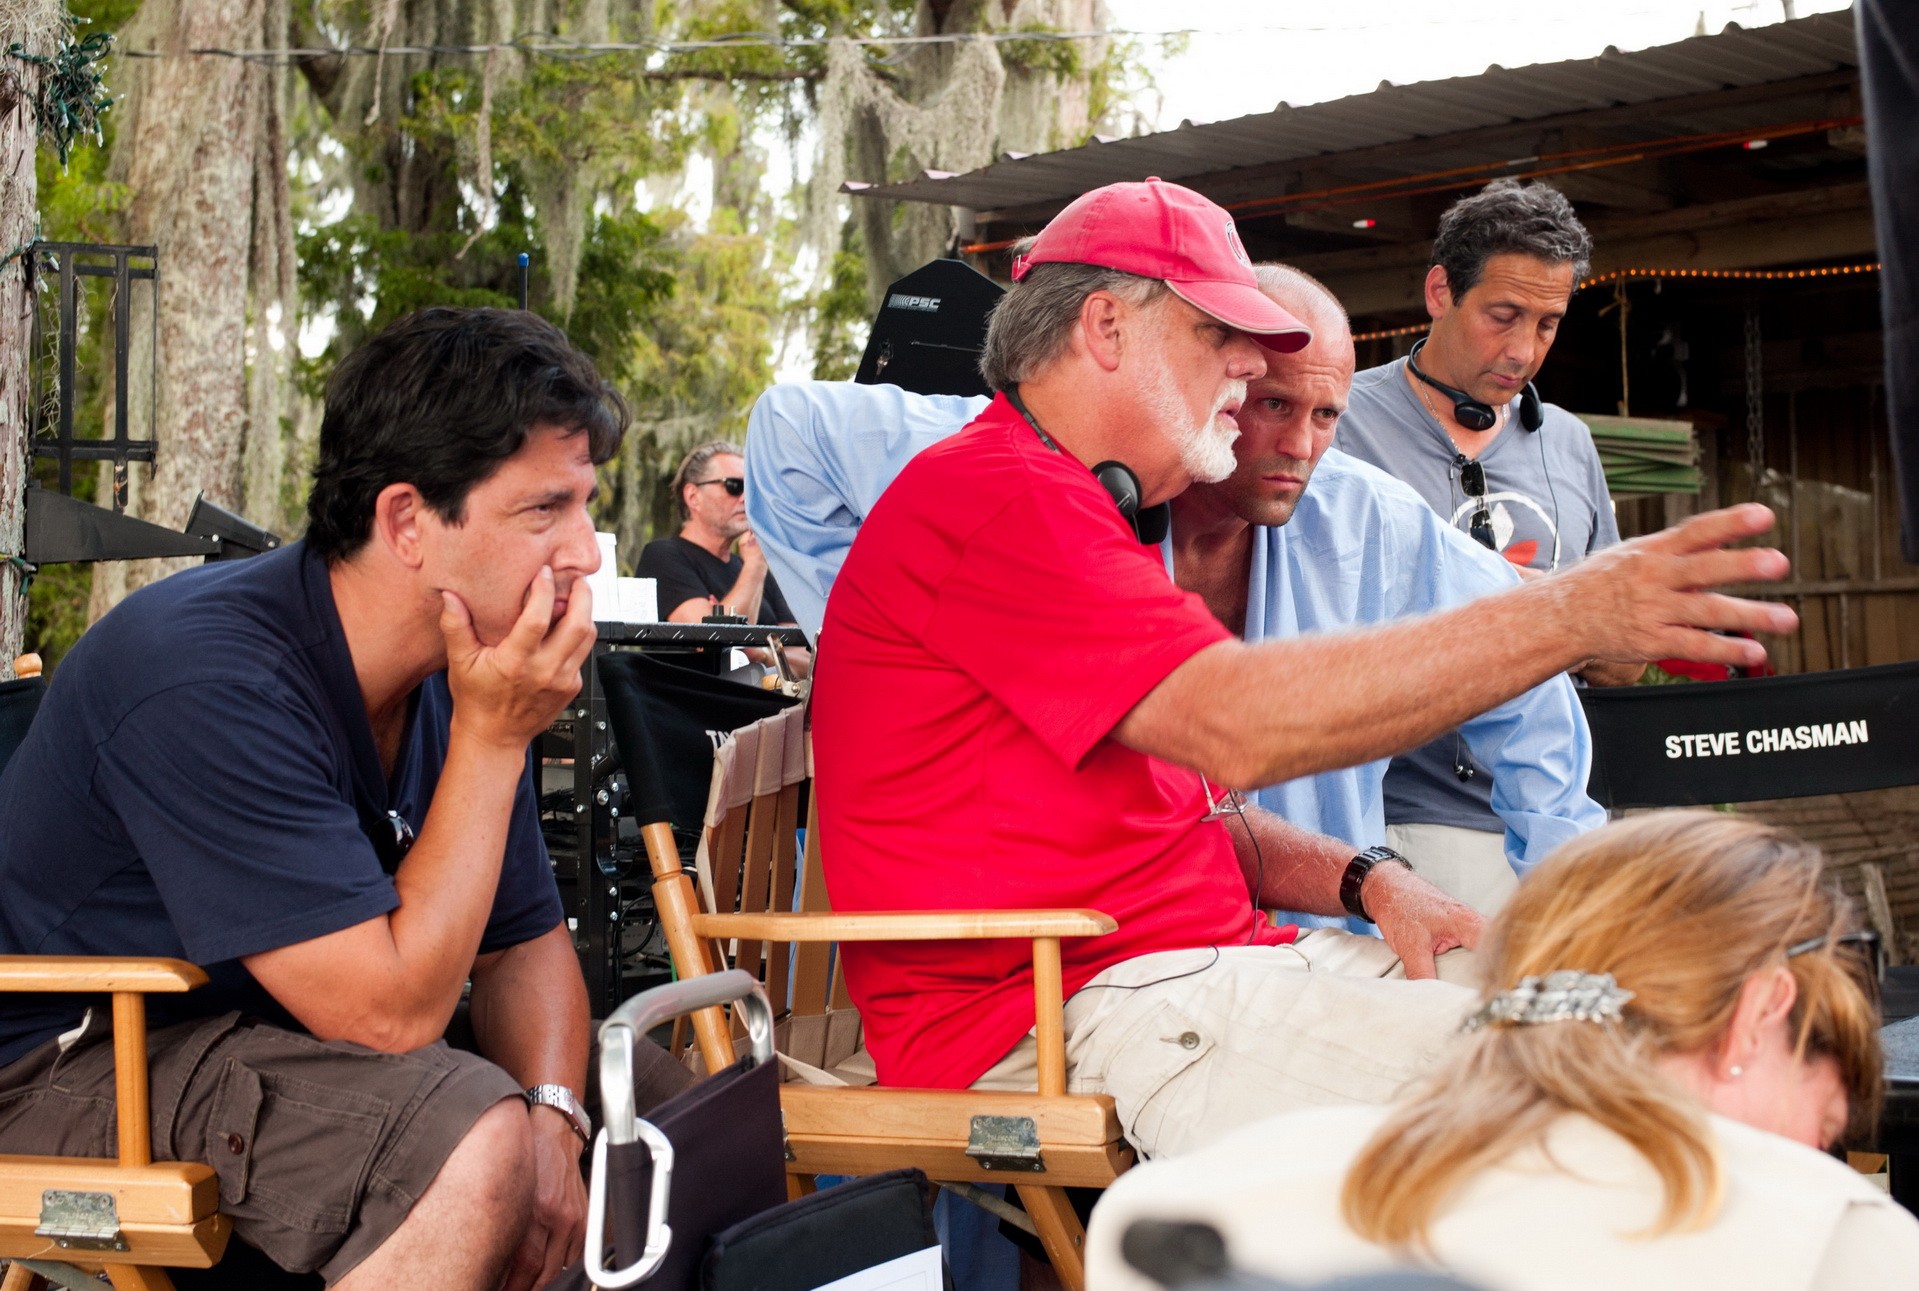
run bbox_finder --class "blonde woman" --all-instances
[1086,812,1919,1291]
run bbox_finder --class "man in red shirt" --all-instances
[811,178,1796,1158]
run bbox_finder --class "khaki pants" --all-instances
[974,930,1477,1159]
[1386,821,1519,916]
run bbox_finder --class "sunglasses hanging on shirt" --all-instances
[1456,455,1498,553]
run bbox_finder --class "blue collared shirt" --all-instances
[745,381,1604,921]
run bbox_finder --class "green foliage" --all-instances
[997,26,1083,80]
[809,226,867,380]
[571,210,681,392]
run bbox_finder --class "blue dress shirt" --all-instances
[744,381,1604,928]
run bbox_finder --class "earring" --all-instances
[1728,1065,1744,1079]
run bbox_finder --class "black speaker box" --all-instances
[853,258,1004,399]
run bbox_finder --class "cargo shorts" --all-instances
[0,1010,521,1283]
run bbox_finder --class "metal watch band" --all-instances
[1339,845,1412,922]
[525,1083,593,1145]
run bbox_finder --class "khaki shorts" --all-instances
[0,1010,521,1283]
[975,930,1478,1159]
[1386,821,1520,916]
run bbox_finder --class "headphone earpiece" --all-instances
[1091,460,1170,545]
[1409,339,1540,434]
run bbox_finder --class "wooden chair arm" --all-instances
[692,910,1116,943]
[0,955,207,993]
[0,957,206,1173]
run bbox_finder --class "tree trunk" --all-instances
[0,3,57,675]
[89,0,276,615]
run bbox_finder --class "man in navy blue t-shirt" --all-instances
[0,308,621,1290]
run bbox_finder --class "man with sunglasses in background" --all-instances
[1337,178,1641,915]
[639,439,812,676]
[0,308,615,1291]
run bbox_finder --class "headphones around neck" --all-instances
[1005,386,1171,546]
[1407,338,1543,433]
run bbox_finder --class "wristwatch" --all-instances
[524,1084,593,1146]
[1340,846,1412,922]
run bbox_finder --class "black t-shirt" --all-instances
[0,541,563,1069]
[637,535,795,627]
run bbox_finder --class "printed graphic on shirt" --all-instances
[1448,490,1562,571]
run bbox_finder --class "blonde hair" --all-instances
[1342,811,1882,1249]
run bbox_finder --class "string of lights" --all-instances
[1349,263,1883,342]
[1580,262,1882,287]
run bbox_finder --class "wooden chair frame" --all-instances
[637,706,1134,1291]
[0,957,230,1291]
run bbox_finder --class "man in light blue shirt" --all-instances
[745,272,1604,922]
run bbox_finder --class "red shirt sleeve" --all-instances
[924,477,1231,769]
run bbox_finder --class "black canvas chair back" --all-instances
[598,651,799,841]
[0,674,46,777]
[1581,660,1919,809]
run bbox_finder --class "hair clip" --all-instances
[1463,970,1634,1032]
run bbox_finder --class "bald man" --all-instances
[745,265,1603,922]
[1162,266,1602,921]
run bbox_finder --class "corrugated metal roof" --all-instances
[853,10,1858,213]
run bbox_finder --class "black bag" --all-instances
[702,1170,945,1291]
[585,974,952,1291]
[586,971,789,1289]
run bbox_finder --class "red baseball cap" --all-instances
[1011,177,1310,352]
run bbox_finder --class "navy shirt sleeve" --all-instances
[480,750,565,953]
[94,679,400,966]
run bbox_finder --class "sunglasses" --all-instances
[371,808,415,875]
[692,477,745,497]
[1456,455,1496,552]
[1786,928,1886,1001]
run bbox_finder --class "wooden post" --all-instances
[112,993,150,1167]
[1032,937,1065,1097]
[641,822,735,1068]
[1014,1184,1086,1291]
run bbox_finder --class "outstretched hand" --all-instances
[1364,865,1484,980]
[1554,503,1797,672]
[440,566,597,751]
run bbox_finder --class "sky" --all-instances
[1103,0,1851,129]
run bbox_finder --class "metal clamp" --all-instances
[966,1115,1045,1173]
[35,1189,127,1252]
[583,1117,676,1288]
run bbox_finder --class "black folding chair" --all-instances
[597,651,799,858]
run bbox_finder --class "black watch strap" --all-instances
[1340,846,1412,922]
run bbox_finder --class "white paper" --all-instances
[584,532,621,623]
[807,1244,943,1291]
[616,576,658,623]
